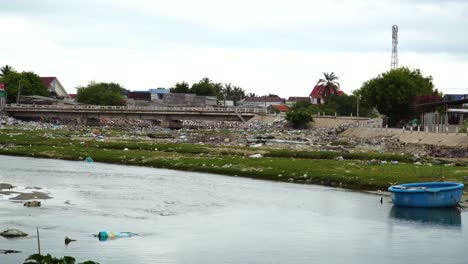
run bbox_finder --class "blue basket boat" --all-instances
[388,182,464,208]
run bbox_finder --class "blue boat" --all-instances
[388,182,464,208]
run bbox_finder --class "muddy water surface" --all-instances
[0,155,467,263]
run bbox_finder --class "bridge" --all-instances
[3,104,267,128]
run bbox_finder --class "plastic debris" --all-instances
[85,156,94,163]
[65,236,76,245]
[0,250,22,254]
[249,154,263,158]
[24,200,41,207]
[1,229,28,237]
[97,231,138,241]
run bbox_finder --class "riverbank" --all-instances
[1,127,467,192]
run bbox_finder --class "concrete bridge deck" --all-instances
[4,104,267,127]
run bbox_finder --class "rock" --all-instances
[224,138,230,143]
[249,154,263,158]
[414,161,422,165]
[0,229,28,237]
[0,183,14,190]
[391,161,399,165]
[24,200,41,207]
[335,156,344,161]
[250,143,263,148]
[123,148,129,151]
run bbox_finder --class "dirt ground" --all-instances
[341,127,468,147]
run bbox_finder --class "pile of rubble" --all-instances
[99,118,158,128]
[182,120,242,129]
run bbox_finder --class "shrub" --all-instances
[285,109,313,129]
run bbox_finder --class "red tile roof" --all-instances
[40,77,56,88]
[270,104,289,112]
[309,85,343,98]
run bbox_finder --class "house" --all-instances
[149,88,170,101]
[286,96,310,106]
[268,104,289,114]
[238,96,286,107]
[40,77,70,99]
[309,85,343,104]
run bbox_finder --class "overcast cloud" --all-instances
[1,0,467,96]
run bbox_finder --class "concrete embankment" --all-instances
[341,127,468,147]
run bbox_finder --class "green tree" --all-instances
[222,83,245,105]
[317,72,340,102]
[286,109,313,129]
[0,64,15,77]
[356,67,434,125]
[0,70,48,103]
[189,78,216,96]
[170,81,190,93]
[76,81,126,106]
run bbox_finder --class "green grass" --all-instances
[1,128,467,191]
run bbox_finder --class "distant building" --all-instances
[268,104,289,114]
[309,85,343,104]
[128,91,151,101]
[149,88,170,101]
[40,77,70,99]
[239,96,286,107]
[161,93,217,107]
[443,94,468,101]
[286,96,310,106]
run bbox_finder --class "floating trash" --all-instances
[85,157,94,163]
[97,231,138,241]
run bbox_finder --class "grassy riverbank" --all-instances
[0,128,467,191]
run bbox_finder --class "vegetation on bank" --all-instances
[76,82,126,106]
[0,128,466,192]
[0,65,48,103]
[356,67,438,126]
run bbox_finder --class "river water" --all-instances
[0,155,466,264]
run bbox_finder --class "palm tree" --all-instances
[316,72,340,102]
[0,65,15,77]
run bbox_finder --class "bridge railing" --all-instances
[5,104,268,114]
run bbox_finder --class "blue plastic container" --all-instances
[388,182,464,208]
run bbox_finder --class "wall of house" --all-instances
[50,79,69,98]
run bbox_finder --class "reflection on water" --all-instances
[390,206,462,226]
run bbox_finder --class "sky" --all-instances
[1,0,467,97]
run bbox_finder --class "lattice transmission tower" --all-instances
[391,25,398,69]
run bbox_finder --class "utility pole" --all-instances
[16,80,22,104]
[357,95,360,118]
[391,25,399,70]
